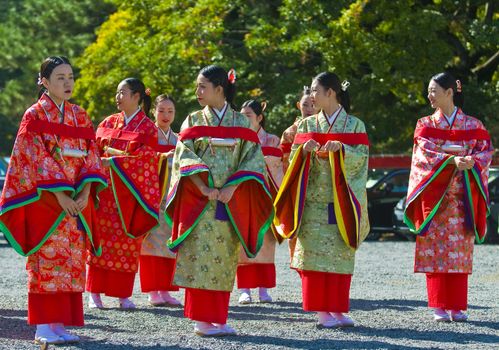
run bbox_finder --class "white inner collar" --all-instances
[325,106,342,125]
[443,107,458,126]
[124,107,141,125]
[212,103,228,119]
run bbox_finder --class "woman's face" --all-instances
[298,94,315,117]
[115,81,140,112]
[155,99,175,130]
[427,79,452,110]
[42,64,74,104]
[310,79,331,110]
[241,106,262,130]
[195,74,221,107]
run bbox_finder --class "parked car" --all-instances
[0,157,7,193]
[393,168,499,244]
[366,168,410,240]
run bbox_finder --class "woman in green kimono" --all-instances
[165,66,273,336]
[274,72,370,328]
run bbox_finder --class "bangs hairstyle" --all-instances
[241,99,267,128]
[153,94,176,111]
[199,65,237,109]
[313,72,351,113]
[431,72,464,108]
[38,56,72,98]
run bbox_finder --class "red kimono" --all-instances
[86,110,161,298]
[0,93,106,325]
[404,109,493,310]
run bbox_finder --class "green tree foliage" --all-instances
[2,1,497,155]
[0,0,115,155]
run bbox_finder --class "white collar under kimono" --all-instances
[212,102,228,120]
[443,107,458,126]
[325,106,342,125]
[124,107,141,125]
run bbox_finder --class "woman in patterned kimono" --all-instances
[237,100,283,304]
[274,72,370,328]
[86,78,162,309]
[166,66,273,336]
[404,72,493,322]
[139,94,181,307]
[0,56,106,344]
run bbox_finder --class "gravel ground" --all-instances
[0,236,498,350]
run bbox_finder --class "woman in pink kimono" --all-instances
[404,72,493,322]
[237,100,284,304]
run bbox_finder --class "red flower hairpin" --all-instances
[456,80,462,93]
[228,68,236,84]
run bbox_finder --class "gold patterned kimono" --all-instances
[166,106,273,291]
[284,109,369,274]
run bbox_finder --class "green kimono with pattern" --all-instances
[166,106,273,291]
[289,110,369,274]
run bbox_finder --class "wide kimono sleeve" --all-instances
[0,107,107,256]
[334,119,370,246]
[273,120,312,240]
[99,118,161,239]
[223,127,274,258]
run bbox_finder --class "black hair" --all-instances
[38,56,72,98]
[153,94,176,111]
[242,99,267,129]
[431,72,464,108]
[199,65,237,109]
[313,72,350,113]
[120,77,152,117]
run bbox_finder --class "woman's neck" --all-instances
[124,106,140,118]
[250,124,260,132]
[440,104,456,118]
[46,93,64,107]
[211,100,226,111]
[158,125,171,133]
[322,101,340,117]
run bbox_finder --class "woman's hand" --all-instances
[74,184,91,212]
[218,185,237,204]
[101,157,111,167]
[322,140,342,152]
[54,192,80,217]
[303,139,320,153]
[455,156,475,170]
[200,186,219,200]
[164,150,175,158]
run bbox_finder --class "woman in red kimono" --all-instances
[237,100,283,304]
[0,56,106,344]
[86,78,161,309]
[139,94,181,307]
[404,72,493,322]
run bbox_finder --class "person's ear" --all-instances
[41,77,50,90]
[215,85,224,96]
[296,101,301,110]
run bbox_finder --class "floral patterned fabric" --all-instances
[289,109,369,274]
[0,93,105,293]
[168,106,269,291]
[410,109,493,273]
[87,111,159,274]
